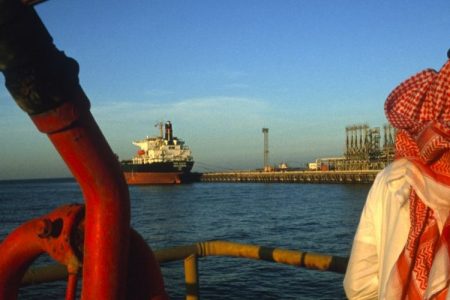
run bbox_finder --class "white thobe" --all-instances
[343,158,450,300]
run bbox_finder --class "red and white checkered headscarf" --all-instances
[385,60,450,165]
[385,59,450,299]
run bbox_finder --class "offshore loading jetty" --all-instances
[201,124,395,184]
[201,169,380,184]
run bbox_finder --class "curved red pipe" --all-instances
[0,220,44,300]
[127,229,168,300]
[31,94,130,300]
[0,2,163,298]
[0,201,167,299]
[0,204,84,300]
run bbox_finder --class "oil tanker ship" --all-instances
[121,121,194,184]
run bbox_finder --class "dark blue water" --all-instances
[0,179,369,299]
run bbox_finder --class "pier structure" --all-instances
[201,170,378,184]
[200,123,395,184]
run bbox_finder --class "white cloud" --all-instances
[91,96,270,129]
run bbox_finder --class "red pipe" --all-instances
[31,94,131,300]
[127,229,168,300]
[66,273,78,300]
[0,204,84,300]
[0,2,164,298]
[0,219,46,300]
[0,201,167,299]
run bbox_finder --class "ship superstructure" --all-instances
[121,121,194,184]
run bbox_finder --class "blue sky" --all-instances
[1,0,449,179]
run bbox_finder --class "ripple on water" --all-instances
[1,180,369,299]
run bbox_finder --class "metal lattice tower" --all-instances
[262,128,269,170]
[340,123,396,170]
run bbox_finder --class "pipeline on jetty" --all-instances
[200,170,380,184]
[22,240,348,300]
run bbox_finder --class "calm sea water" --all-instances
[0,179,370,299]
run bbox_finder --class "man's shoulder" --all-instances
[374,158,410,186]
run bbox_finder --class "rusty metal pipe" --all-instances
[9,205,167,299]
[66,273,78,300]
[126,229,168,299]
[32,100,131,300]
[0,220,46,300]
[0,204,84,300]
[0,2,130,299]
[21,228,168,299]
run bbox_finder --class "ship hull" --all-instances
[121,161,194,185]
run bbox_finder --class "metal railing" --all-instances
[23,240,348,300]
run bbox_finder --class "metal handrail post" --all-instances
[184,254,199,300]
